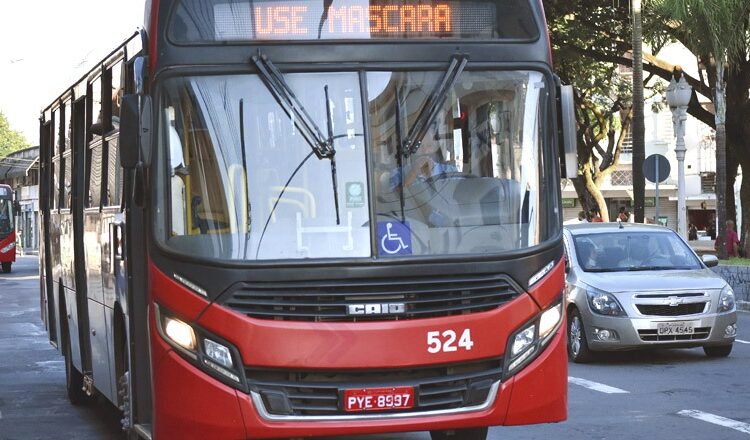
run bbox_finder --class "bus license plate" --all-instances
[343,387,414,412]
[657,321,696,336]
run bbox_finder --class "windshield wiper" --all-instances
[624,266,683,271]
[402,55,468,158]
[251,52,342,225]
[252,53,334,159]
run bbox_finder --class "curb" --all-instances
[738,301,750,312]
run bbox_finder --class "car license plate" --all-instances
[657,321,696,336]
[343,386,414,412]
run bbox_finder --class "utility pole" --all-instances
[631,0,645,223]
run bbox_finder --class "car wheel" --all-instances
[703,344,732,358]
[568,308,594,363]
[1,262,10,273]
[430,427,488,440]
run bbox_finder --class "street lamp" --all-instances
[666,71,692,238]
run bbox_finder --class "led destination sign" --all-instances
[168,0,541,42]
[250,3,453,37]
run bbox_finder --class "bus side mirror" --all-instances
[559,85,578,179]
[120,95,152,170]
[13,201,21,216]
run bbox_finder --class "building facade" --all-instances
[0,146,40,253]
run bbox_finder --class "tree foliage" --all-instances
[547,0,750,247]
[0,111,29,158]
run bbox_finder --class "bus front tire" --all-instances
[430,427,488,440]
[1,262,10,273]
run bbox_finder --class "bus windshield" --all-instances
[155,69,553,261]
[0,199,13,236]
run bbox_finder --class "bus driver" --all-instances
[389,113,458,191]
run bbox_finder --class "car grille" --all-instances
[220,273,520,322]
[246,358,503,416]
[636,303,707,316]
[638,327,711,342]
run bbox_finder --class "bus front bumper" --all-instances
[150,315,567,439]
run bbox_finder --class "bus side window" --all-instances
[61,100,72,210]
[51,109,59,210]
[87,144,103,209]
[105,138,123,208]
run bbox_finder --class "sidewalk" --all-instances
[688,239,715,256]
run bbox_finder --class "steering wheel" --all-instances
[421,171,473,186]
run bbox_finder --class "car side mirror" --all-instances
[702,254,719,268]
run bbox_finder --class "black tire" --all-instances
[430,428,488,440]
[703,344,732,358]
[567,308,594,363]
[64,333,90,405]
[1,262,10,273]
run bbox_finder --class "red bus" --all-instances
[0,184,16,273]
[40,1,578,438]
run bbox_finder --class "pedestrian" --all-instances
[617,206,630,223]
[564,210,588,225]
[688,223,698,241]
[590,208,603,223]
[724,220,740,258]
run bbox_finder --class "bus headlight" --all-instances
[504,299,563,378]
[164,317,196,350]
[155,305,245,389]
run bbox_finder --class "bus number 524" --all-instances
[427,329,474,353]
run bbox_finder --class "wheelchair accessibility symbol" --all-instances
[377,221,412,256]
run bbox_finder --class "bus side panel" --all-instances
[63,287,83,370]
[50,210,64,349]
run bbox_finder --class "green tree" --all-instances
[649,0,749,258]
[546,0,750,252]
[0,111,29,158]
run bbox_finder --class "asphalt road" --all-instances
[1,256,749,439]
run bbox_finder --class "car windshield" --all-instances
[572,231,702,272]
[0,199,13,236]
[154,70,555,261]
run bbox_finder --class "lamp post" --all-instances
[666,72,692,238]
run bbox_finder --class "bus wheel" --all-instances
[64,334,89,405]
[430,428,488,440]
[1,262,10,273]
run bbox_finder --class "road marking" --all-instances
[568,377,629,394]
[736,339,750,344]
[678,410,750,435]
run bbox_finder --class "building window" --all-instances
[610,170,633,186]
[701,172,716,194]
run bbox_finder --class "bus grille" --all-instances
[246,358,503,417]
[220,274,520,322]
[638,327,711,342]
[636,303,707,316]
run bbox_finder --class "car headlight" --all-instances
[504,300,563,378]
[718,285,736,313]
[155,305,245,389]
[586,289,626,316]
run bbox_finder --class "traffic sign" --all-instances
[643,154,670,183]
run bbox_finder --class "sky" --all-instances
[0,1,144,145]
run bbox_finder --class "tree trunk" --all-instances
[740,176,750,258]
[714,64,728,259]
[631,0,645,223]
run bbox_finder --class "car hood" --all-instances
[579,268,726,293]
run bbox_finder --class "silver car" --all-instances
[563,223,737,363]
